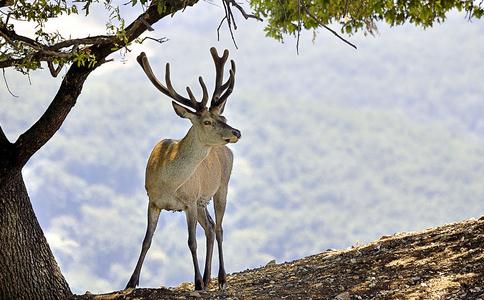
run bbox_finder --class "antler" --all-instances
[209,47,236,113]
[137,52,208,112]
[137,48,236,113]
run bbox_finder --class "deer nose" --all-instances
[232,129,241,139]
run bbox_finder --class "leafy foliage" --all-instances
[0,0,145,74]
[1,0,483,75]
[249,0,484,40]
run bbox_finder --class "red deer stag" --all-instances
[126,48,240,291]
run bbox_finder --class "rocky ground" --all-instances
[73,216,483,300]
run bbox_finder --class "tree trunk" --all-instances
[0,170,71,299]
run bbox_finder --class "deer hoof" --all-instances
[195,278,204,290]
[218,282,227,290]
[218,271,227,290]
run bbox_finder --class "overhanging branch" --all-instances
[0,25,118,70]
[217,0,262,48]
[301,3,357,49]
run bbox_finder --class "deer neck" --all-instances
[169,127,211,187]
[179,126,211,160]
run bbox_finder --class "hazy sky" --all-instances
[1,2,484,294]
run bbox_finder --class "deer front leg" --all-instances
[186,205,204,290]
[198,207,215,289]
[213,187,228,290]
[126,203,161,289]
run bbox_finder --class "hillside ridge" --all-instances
[74,217,484,299]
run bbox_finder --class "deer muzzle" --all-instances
[225,128,241,143]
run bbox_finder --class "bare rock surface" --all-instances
[73,217,484,299]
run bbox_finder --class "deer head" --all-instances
[137,48,241,146]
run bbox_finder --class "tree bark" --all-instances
[0,170,71,299]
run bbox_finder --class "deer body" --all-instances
[126,48,240,291]
[146,135,233,211]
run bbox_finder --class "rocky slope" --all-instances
[73,217,484,299]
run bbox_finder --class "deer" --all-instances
[125,47,240,291]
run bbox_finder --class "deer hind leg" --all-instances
[197,206,215,289]
[213,186,228,290]
[126,202,161,289]
[185,205,204,290]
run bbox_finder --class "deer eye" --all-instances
[203,120,212,126]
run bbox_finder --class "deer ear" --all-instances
[172,102,196,119]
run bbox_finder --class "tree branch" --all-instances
[47,35,115,51]
[0,26,117,69]
[47,61,64,77]
[12,0,200,167]
[302,4,357,50]
[137,36,168,44]
[2,68,18,97]
[225,0,262,21]
[0,26,43,50]
[218,0,262,48]
[0,125,10,146]
[0,0,13,8]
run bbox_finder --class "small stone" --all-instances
[350,258,357,263]
[335,291,350,300]
[265,259,276,267]
[314,282,323,288]
[269,280,275,284]
[189,291,201,298]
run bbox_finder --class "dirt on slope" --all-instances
[73,216,484,300]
